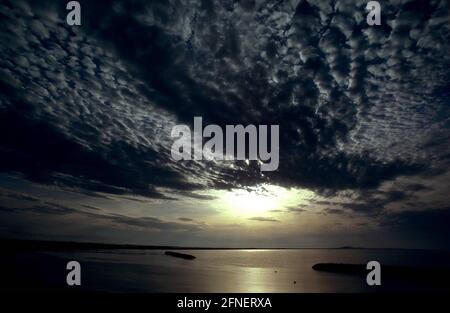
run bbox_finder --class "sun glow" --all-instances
[216,184,313,218]
[223,188,278,216]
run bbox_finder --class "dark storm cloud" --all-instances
[0,0,449,205]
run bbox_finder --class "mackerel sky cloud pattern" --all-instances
[0,0,449,248]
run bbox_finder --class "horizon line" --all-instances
[2,238,448,252]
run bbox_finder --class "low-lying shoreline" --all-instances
[2,238,448,252]
[313,263,450,284]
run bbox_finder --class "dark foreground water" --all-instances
[2,249,450,292]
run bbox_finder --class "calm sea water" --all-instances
[6,249,450,292]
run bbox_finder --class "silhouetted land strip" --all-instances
[164,251,196,260]
[0,239,269,251]
[1,239,448,252]
[1,239,182,251]
[2,239,303,251]
[0,239,375,251]
[313,263,450,285]
[0,239,290,251]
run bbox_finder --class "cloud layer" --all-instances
[0,0,449,247]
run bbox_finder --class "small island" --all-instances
[165,251,196,260]
[312,263,367,274]
[312,263,450,285]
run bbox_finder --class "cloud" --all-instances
[286,207,306,213]
[0,0,449,221]
[81,204,103,211]
[0,200,203,233]
[0,188,40,203]
[178,217,194,222]
[106,214,203,232]
[248,216,280,222]
[322,208,346,216]
[0,203,78,216]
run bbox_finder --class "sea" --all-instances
[3,248,450,292]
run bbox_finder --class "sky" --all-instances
[0,0,449,249]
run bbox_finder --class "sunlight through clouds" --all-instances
[213,184,315,219]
